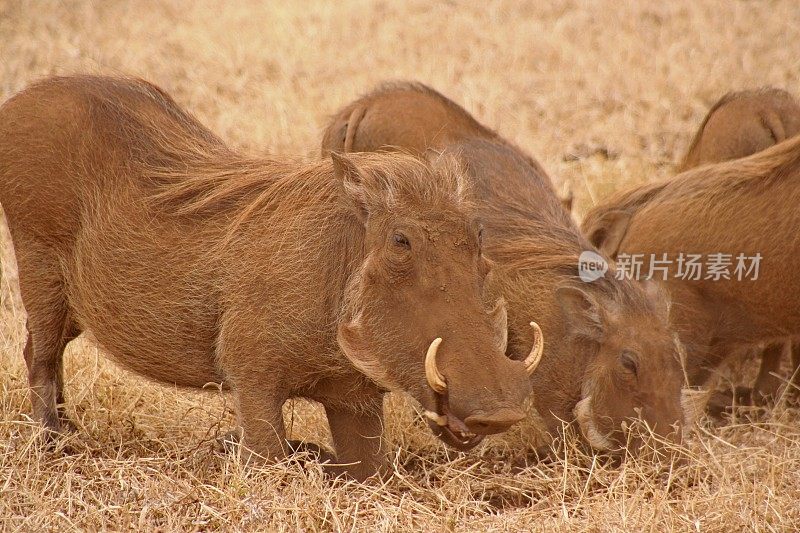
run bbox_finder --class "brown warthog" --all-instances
[0,76,540,481]
[322,82,575,213]
[582,135,800,407]
[677,88,800,172]
[322,82,697,455]
[585,88,800,407]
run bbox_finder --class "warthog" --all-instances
[322,82,698,455]
[582,134,800,407]
[677,88,800,172]
[322,82,575,213]
[585,88,800,407]
[0,76,540,481]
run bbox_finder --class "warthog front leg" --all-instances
[708,341,794,418]
[323,398,386,481]
[215,425,337,465]
[753,341,787,404]
[231,387,290,464]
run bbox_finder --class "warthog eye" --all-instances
[393,232,411,249]
[620,350,639,377]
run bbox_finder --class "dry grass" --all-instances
[2,0,800,530]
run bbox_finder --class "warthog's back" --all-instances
[0,76,226,248]
[321,82,497,156]
[624,135,800,335]
[680,88,800,171]
[0,76,228,387]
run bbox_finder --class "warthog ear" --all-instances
[556,285,603,341]
[331,151,370,222]
[337,317,399,391]
[585,210,632,261]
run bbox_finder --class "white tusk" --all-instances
[423,409,448,426]
[523,322,544,375]
[425,337,447,393]
[574,396,614,451]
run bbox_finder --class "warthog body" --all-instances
[0,76,536,480]
[321,82,498,158]
[322,82,693,454]
[322,82,576,213]
[582,135,800,402]
[678,88,800,172]
[585,89,800,406]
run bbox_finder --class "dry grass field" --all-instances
[2,0,800,530]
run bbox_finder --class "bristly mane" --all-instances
[147,150,475,234]
[59,77,477,234]
[488,212,663,316]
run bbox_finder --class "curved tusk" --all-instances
[522,322,544,375]
[425,337,447,393]
[423,409,448,426]
[574,396,614,451]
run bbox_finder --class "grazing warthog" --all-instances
[677,88,800,172]
[322,82,697,455]
[582,135,800,407]
[585,88,800,407]
[322,82,575,213]
[0,76,540,481]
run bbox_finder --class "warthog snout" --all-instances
[422,325,542,450]
[463,407,526,435]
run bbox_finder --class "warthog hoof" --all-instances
[57,406,78,433]
[214,427,243,454]
[214,428,337,467]
[285,440,336,464]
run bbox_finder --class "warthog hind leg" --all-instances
[787,341,800,402]
[707,341,792,419]
[17,237,79,436]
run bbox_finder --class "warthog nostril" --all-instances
[463,407,526,435]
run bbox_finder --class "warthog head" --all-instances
[332,152,538,449]
[558,280,702,454]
